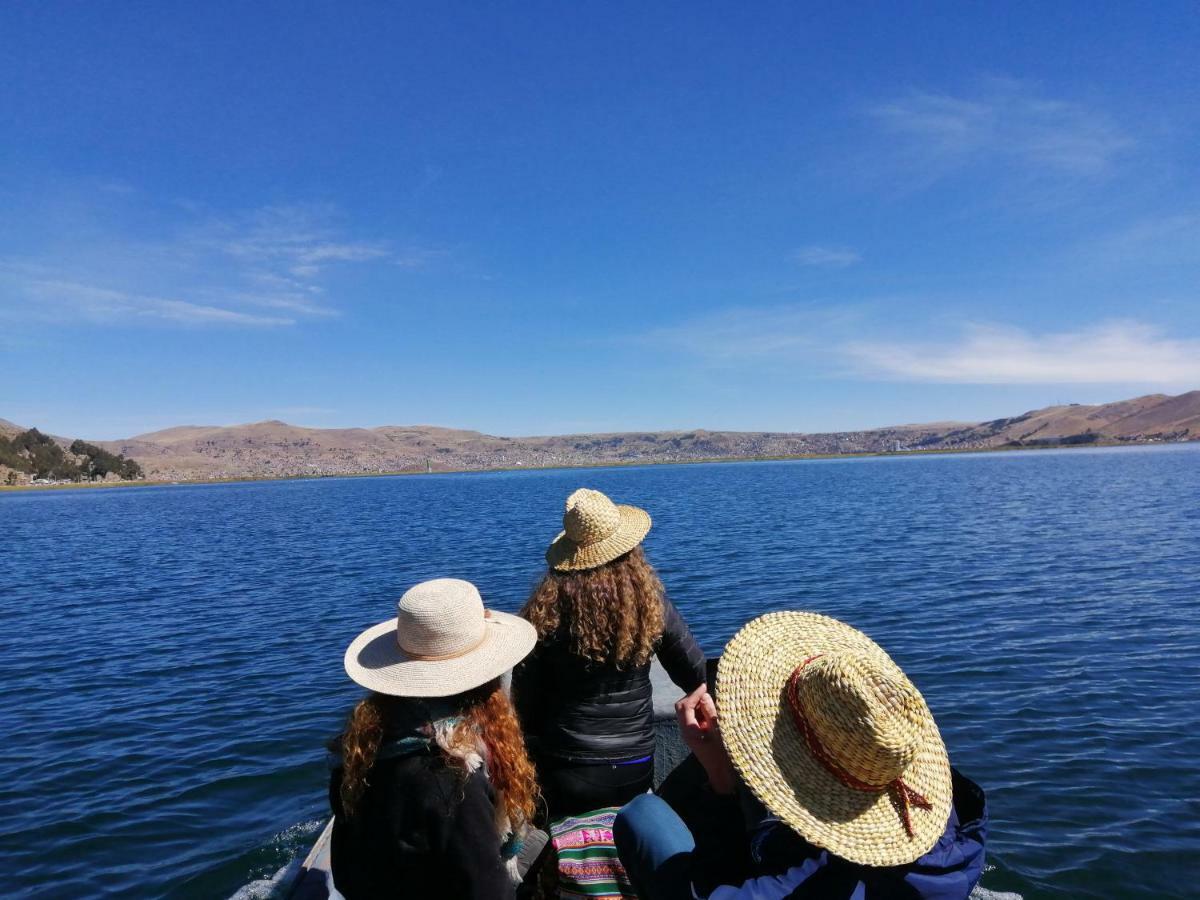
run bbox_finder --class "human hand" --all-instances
[675,684,735,794]
[676,683,720,753]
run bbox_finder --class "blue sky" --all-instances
[2,3,1199,439]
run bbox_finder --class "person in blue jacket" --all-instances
[614,611,987,900]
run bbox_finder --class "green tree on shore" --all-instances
[0,430,143,481]
[70,440,144,481]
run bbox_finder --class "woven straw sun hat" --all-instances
[545,488,652,572]
[344,578,536,697]
[717,611,952,867]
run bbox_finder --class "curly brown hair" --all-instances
[333,681,538,829]
[520,545,666,668]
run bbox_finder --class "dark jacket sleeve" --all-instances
[656,597,706,691]
[511,640,547,739]
[433,769,515,900]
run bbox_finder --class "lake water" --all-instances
[2,445,1198,899]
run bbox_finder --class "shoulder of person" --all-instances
[380,751,495,812]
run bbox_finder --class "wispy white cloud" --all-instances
[846,321,1200,384]
[211,205,391,278]
[641,304,863,362]
[866,79,1134,181]
[1087,213,1200,267]
[393,247,449,269]
[230,293,336,317]
[793,245,861,268]
[1,199,420,328]
[647,304,1200,386]
[17,277,293,326]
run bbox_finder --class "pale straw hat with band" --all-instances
[344,578,536,697]
[717,611,953,867]
[545,488,652,572]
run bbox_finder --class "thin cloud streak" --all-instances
[212,205,391,278]
[642,304,864,362]
[793,245,861,267]
[647,305,1200,386]
[1086,213,1200,267]
[867,79,1134,180]
[0,199,420,328]
[23,278,294,326]
[191,203,394,282]
[846,321,1200,384]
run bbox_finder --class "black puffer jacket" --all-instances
[512,597,705,762]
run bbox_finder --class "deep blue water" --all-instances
[2,445,1198,899]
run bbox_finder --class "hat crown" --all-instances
[796,652,926,787]
[562,488,621,546]
[396,578,486,660]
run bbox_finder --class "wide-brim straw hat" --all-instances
[545,488,651,572]
[717,611,952,867]
[345,578,536,697]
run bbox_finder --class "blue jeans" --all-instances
[614,793,697,900]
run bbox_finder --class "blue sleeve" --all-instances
[706,859,836,899]
[902,770,988,900]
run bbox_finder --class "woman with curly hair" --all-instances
[330,578,547,900]
[514,488,706,820]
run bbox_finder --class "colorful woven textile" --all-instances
[549,807,637,899]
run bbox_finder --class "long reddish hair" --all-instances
[333,681,537,828]
[521,546,665,668]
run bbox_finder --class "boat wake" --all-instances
[227,818,330,900]
[228,859,300,900]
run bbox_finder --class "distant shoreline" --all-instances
[5,388,1195,491]
[2,438,1189,494]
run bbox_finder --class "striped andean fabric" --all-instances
[549,808,638,899]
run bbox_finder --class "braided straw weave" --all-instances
[716,611,952,867]
[545,488,652,572]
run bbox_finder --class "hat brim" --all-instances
[344,609,536,698]
[717,611,952,867]
[545,504,651,572]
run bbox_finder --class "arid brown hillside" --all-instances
[61,390,1193,481]
[1101,391,1200,436]
[919,392,1200,449]
[100,421,508,478]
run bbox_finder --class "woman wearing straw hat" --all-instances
[330,578,548,900]
[513,488,706,820]
[613,611,989,900]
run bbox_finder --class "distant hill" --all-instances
[99,421,506,479]
[0,428,142,484]
[904,391,1200,445]
[41,389,1188,482]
